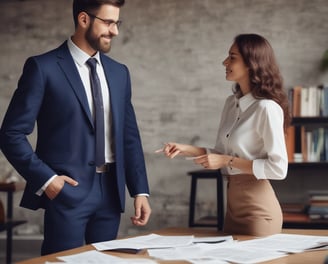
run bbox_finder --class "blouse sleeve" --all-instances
[252,101,288,180]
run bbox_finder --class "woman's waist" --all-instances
[223,173,258,181]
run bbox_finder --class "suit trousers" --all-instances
[223,174,283,237]
[41,164,121,255]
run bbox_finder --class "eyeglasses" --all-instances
[86,12,122,29]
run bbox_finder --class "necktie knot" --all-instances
[86,58,97,71]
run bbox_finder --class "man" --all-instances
[0,0,151,255]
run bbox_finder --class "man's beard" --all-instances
[85,25,112,53]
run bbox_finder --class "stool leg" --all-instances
[6,190,13,264]
[189,176,197,227]
[216,173,224,230]
[6,227,13,264]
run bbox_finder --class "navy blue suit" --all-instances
[0,41,149,253]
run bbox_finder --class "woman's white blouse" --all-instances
[212,93,288,180]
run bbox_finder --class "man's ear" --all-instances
[77,12,90,29]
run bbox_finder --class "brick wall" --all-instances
[0,0,328,240]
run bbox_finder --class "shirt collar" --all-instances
[236,92,257,112]
[67,37,101,66]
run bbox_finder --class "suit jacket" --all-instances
[0,41,149,211]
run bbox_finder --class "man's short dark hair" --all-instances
[73,0,125,27]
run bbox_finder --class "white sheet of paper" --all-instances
[148,241,234,260]
[57,250,157,264]
[88,233,328,264]
[148,241,286,264]
[237,233,328,253]
[92,233,194,251]
[204,244,287,264]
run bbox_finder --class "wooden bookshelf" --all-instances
[283,212,328,229]
[283,89,328,229]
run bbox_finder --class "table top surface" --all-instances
[15,227,328,264]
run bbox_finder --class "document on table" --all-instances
[51,250,157,264]
[92,234,233,252]
[92,233,194,252]
[237,233,328,253]
[198,244,287,264]
[148,241,287,264]
[148,233,328,263]
[44,233,328,264]
[148,242,233,262]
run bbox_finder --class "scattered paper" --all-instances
[237,233,328,253]
[49,233,328,264]
[92,233,194,251]
[56,250,157,264]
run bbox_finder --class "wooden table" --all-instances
[16,227,328,264]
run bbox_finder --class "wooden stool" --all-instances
[0,182,27,264]
[187,169,224,230]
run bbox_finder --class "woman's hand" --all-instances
[193,153,230,170]
[163,143,190,158]
[158,142,206,159]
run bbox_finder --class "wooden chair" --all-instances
[0,182,27,264]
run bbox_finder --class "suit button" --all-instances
[88,161,95,166]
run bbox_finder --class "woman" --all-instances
[161,34,290,236]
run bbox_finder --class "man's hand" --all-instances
[131,196,151,226]
[45,175,78,200]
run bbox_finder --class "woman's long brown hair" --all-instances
[233,34,291,132]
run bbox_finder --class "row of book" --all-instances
[306,190,328,221]
[286,126,328,162]
[289,85,328,117]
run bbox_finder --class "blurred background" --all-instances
[1,0,328,261]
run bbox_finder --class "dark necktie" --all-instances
[86,58,105,167]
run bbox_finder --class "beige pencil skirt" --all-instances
[223,174,283,237]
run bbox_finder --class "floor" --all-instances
[0,235,42,263]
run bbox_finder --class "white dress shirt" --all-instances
[211,93,288,180]
[67,37,114,163]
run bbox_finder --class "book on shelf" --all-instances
[301,126,308,161]
[291,86,302,117]
[286,84,328,162]
[306,190,328,220]
[304,128,325,162]
[308,190,328,201]
[281,203,306,214]
[308,214,328,220]
[285,126,295,162]
[323,85,328,116]
[308,207,328,220]
[288,85,327,117]
[287,126,328,162]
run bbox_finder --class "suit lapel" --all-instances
[56,42,94,128]
[100,54,120,127]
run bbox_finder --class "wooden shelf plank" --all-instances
[288,162,328,169]
[292,117,328,126]
[283,212,328,229]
